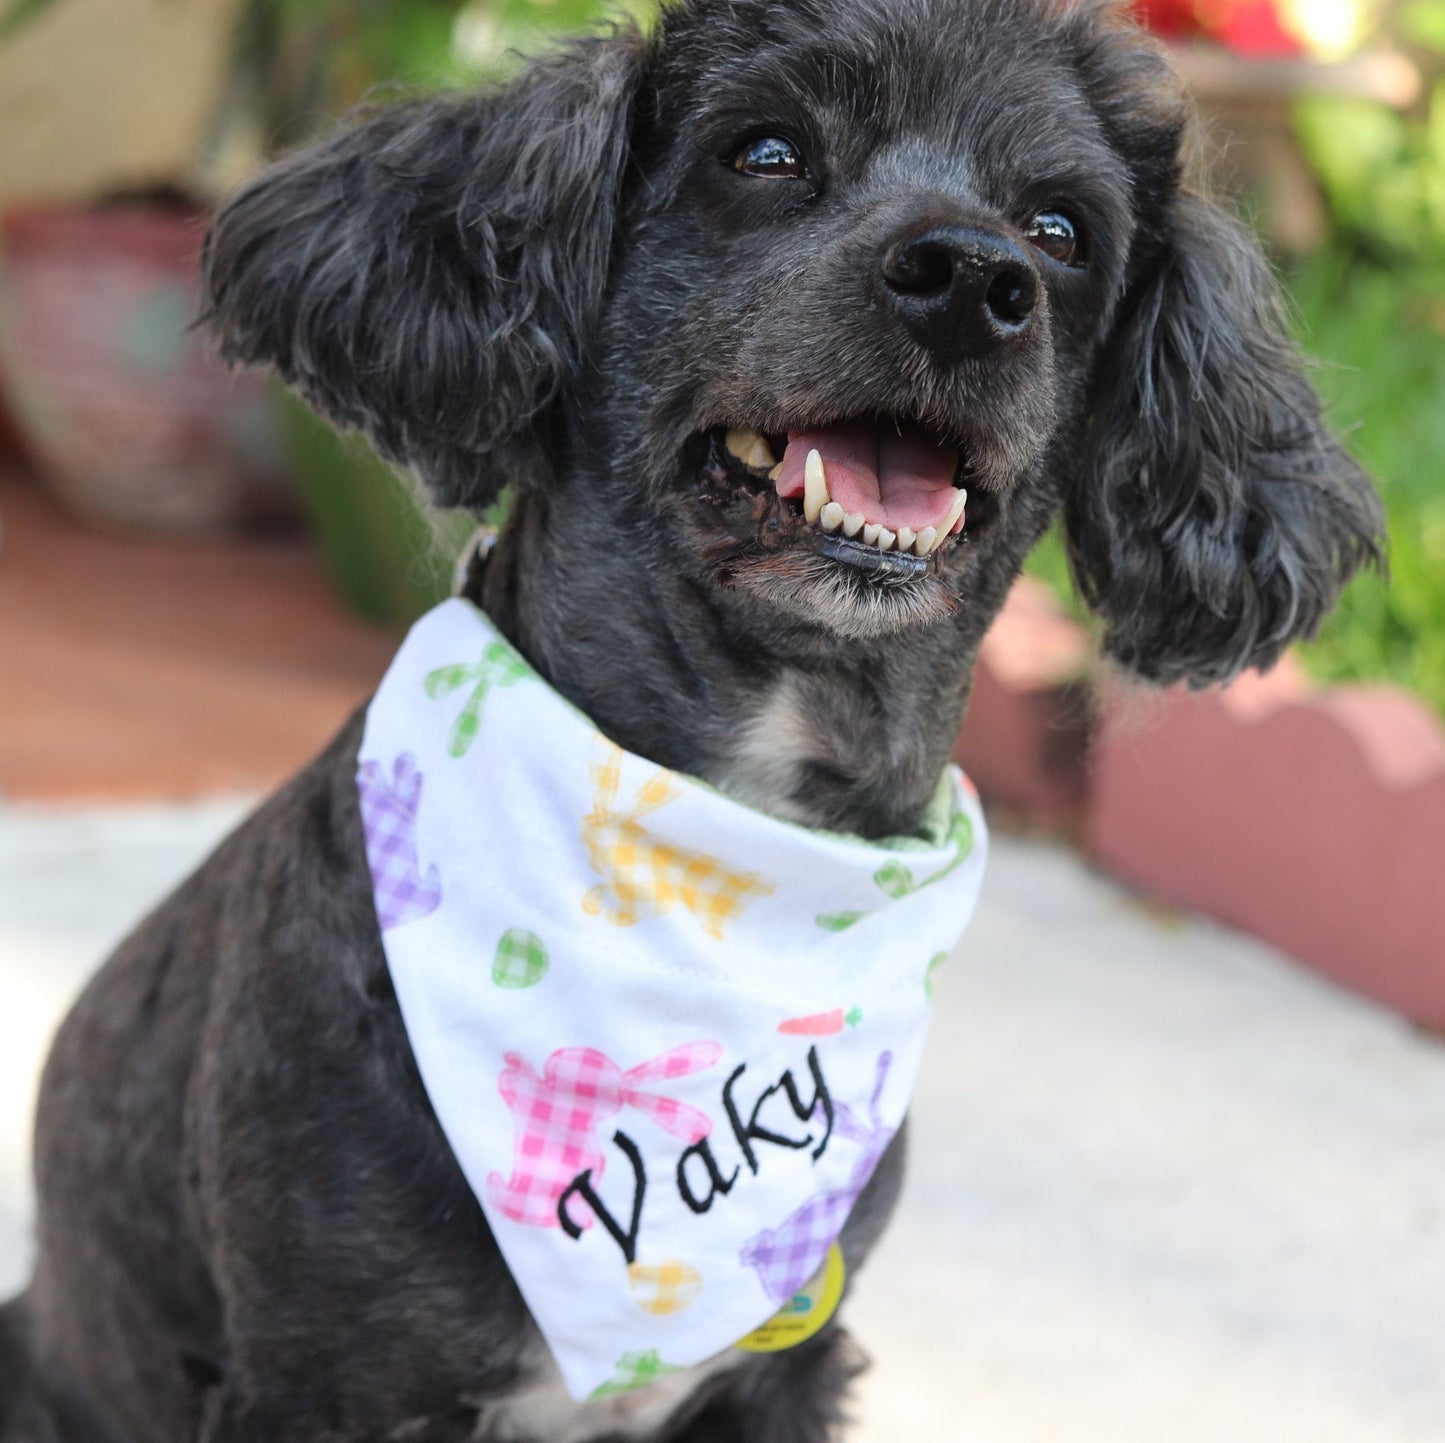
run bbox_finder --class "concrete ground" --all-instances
[2,801,1443,1442]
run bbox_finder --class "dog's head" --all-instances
[205,0,1381,686]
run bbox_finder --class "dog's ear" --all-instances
[1066,192,1384,685]
[202,31,648,509]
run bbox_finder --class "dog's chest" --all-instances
[474,1345,742,1442]
[712,675,828,827]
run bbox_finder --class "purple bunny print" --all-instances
[357,753,443,931]
[739,1051,896,1304]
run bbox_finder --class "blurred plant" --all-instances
[222,0,480,158]
[1295,92,1445,271]
[1293,0,1445,265]
[0,0,652,181]
[1285,251,1445,715]
[0,0,654,611]
[226,0,654,159]
[1278,5,1445,713]
[1399,0,1445,48]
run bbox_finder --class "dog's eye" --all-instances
[732,136,808,180]
[1025,212,1083,267]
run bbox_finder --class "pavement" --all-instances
[2,800,1442,1441]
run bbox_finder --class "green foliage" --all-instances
[228,0,653,154]
[1287,54,1445,716]
[1399,0,1445,53]
[1023,520,1091,625]
[471,0,655,59]
[1294,87,1445,269]
[1287,249,1445,715]
[0,0,48,43]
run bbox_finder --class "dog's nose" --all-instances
[879,223,1040,361]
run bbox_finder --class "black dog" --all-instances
[0,1,1382,1439]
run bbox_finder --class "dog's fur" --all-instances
[1,1,1382,1439]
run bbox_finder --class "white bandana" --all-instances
[357,599,987,1401]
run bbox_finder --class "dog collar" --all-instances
[357,599,987,1401]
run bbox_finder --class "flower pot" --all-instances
[1087,663,1445,1033]
[0,203,293,534]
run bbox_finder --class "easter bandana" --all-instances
[357,598,987,1401]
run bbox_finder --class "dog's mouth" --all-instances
[693,417,1000,580]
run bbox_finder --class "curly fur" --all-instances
[6,2,1381,1440]
[1070,193,1381,682]
[204,33,646,507]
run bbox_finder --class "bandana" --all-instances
[357,598,987,1401]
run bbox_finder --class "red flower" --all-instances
[1137,0,1201,38]
[1213,0,1304,55]
[1135,0,1305,56]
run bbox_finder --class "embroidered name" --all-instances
[555,1046,834,1264]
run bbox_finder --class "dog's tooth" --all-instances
[915,526,938,556]
[843,511,865,538]
[769,462,784,482]
[723,427,757,464]
[943,488,968,536]
[819,501,845,533]
[896,525,916,554]
[862,522,883,547]
[804,449,830,524]
[725,427,777,471]
[876,527,897,552]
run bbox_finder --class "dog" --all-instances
[0,1,1383,1439]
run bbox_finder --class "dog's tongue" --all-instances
[774,422,962,533]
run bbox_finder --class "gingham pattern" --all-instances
[487,1044,721,1228]
[582,745,775,940]
[357,598,988,1400]
[739,1188,853,1305]
[589,1350,682,1401]
[739,1051,897,1304]
[628,1260,703,1316]
[493,927,549,989]
[424,641,530,757]
[357,754,442,932]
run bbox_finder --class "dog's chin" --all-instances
[683,420,1003,641]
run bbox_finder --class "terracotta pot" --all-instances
[1087,663,1445,1033]
[954,578,1094,831]
[0,204,293,534]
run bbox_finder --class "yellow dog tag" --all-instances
[735,1244,846,1353]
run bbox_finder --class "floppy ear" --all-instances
[1066,192,1384,686]
[202,31,648,510]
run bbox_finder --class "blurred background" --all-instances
[0,2,1443,1439]
[0,0,1443,680]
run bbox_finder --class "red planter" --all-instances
[0,204,292,534]
[954,578,1094,830]
[958,580,1445,1032]
[1086,661,1445,1032]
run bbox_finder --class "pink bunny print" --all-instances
[487,1043,722,1228]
